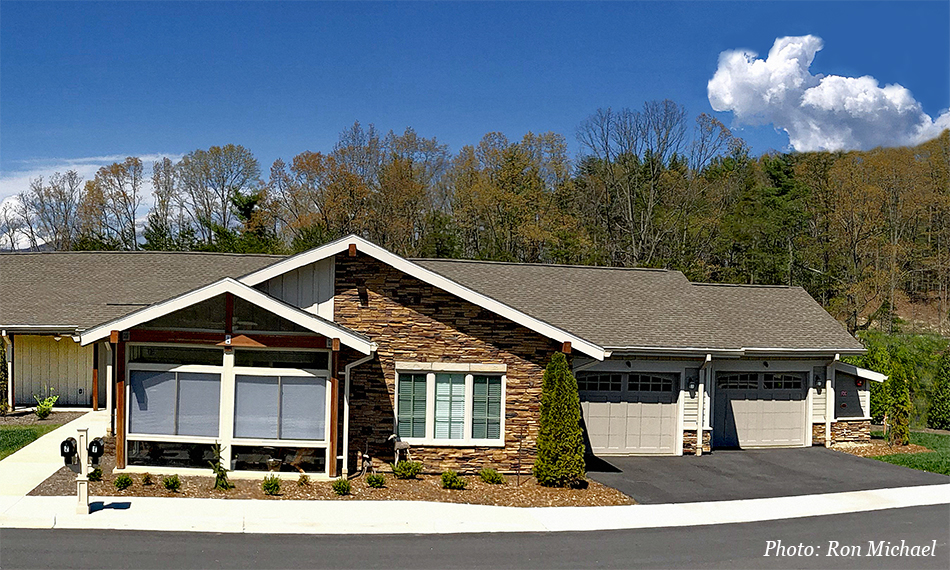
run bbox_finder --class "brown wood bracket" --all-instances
[348,243,357,257]
[561,341,572,354]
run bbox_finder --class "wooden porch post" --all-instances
[92,343,99,411]
[2,334,13,411]
[329,338,340,477]
[111,331,127,469]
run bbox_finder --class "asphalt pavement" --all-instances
[587,446,950,504]
[2,504,947,569]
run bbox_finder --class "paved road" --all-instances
[2,505,947,569]
[588,447,950,504]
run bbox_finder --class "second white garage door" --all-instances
[713,372,806,448]
[579,372,678,455]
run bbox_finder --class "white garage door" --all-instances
[579,372,678,455]
[713,372,806,448]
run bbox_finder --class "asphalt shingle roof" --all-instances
[0,251,284,331]
[412,259,863,351]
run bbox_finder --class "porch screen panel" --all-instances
[234,375,279,439]
[176,373,221,437]
[129,370,176,435]
[397,373,426,438]
[472,375,502,439]
[280,377,326,440]
[434,373,465,439]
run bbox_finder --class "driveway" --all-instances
[587,447,950,504]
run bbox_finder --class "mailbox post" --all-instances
[75,428,89,514]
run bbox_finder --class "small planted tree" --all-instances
[533,352,586,487]
[886,362,912,446]
[208,442,233,491]
[927,352,950,431]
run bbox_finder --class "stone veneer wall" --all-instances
[812,420,871,445]
[681,430,711,454]
[334,253,564,474]
[812,423,826,445]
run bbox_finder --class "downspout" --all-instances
[2,333,13,411]
[341,353,374,477]
[825,353,839,448]
[697,354,712,456]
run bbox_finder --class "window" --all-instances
[717,373,758,390]
[395,367,505,445]
[628,374,675,392]
[129,346,222,366]
[472,375,502,439]
[577,373,622,392]
[235,350,329,370]
[396,373,427,438]
[764,373,804,390]
[129,370,221,437]
[233,374,327,440]
[435,373,466,439]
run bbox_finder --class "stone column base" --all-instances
[682,429,711,454]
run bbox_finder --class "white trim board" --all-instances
[833,362,887,383]
[238,235,606,360]
[79,278,374,355]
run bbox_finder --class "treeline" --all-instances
[2,101,948,335]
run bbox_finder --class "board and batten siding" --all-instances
[811,386,826,422]
[254,257,334,319]
[14,335,93,407]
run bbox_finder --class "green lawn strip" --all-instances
[871,430,950,476]
[0,424,63,460]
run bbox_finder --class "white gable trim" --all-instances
[239,235,606,360]
[834,362,888,383]
[80,278,374,355]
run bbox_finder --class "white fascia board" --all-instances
[79,278,374,355]
[239,234,607,360]
[0,325,81,334]
[605,346,866,358]
[834,362,888,383]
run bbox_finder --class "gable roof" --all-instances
[238,235,608,360]
[412,258,865,355]
[0,251,282,332]
[79,278,374,354]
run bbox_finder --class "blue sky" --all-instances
[1,1,948,200]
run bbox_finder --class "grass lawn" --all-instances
[872,430,950,476]
[0,424,63,460]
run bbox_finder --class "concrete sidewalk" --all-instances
[0,411,108,506]
[2,484,948,535]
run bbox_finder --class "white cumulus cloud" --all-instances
[708,35,950,151]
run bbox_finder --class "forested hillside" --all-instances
[3,101,948,336]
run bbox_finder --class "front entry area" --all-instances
[578,371,678,455]
[713,372,806,448]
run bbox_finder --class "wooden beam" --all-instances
[92,343,99,411]
[348,243,357,257]
[332,338,340,352]
[328,349,340,477]
[115,340,126,469]
[561,341,571,354]
[124,330,329,349]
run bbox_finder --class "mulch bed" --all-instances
[831,440,932,458]
[30,437,633,507]
[0,410,86,427]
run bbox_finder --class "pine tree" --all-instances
[533,352,586,487]
[927,352,950,430]
[862,345,891,424]
[886,361,912,446]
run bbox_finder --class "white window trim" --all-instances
[395,364,507,447]
[124,346,333,476]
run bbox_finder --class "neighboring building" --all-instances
[0,236,884,478]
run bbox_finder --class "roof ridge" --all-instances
[411,257,673,273]
[691,282,793,289]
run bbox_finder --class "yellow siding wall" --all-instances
[13,335,93,407]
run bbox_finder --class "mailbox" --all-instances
[88,438,105,466]
[60,437,77,466]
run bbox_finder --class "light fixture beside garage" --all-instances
[762,361,769,368]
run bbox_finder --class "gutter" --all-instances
[605,346,865,359]
[341,354,374,477]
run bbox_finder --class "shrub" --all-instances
[33,392,59,420]
[297,474,311,487]
[366,473,386,488]
[478,468,505,485]
[886,362,913,446]
[88,467,103,482]
[533,352,586,487]
[391,460,423,480]
[114,474,133,491]
[261,474,281,496]
[162,474,181,492]
[927,352,950,430]
[440,470,466,490]
[141,472,153,486]
[208,442,233,491]
[331,478,351,496]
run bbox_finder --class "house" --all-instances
[0,235,884,478]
